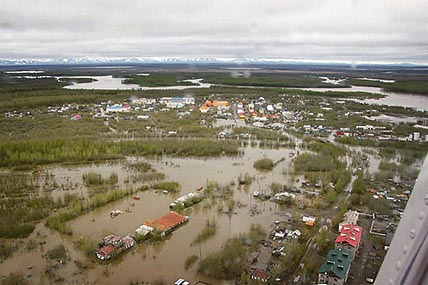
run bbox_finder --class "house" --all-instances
[121,235,136,249]
[95,234,136,260]
[70,114,81,120]
[137,115,150,120]
[356,125,374,131]
[144,211,189,236]
[129,97,156,105]
[200,100,230,112]
[287,229,302,240]
[95,244,116,260]
[106,104,130,113]
[302,216,316,226]
[335,224,363,260]
[169,192,202,208]
[318,248,352,285]
[251,268,270,283]
[100,234,122,247]
[273,192,296,201]
[135,223,153,235]
[338,210,359,231]
[160,97,195,108]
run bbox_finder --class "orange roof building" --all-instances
[144,211,188,235]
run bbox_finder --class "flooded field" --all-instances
[1,144,313,285]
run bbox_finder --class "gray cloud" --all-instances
[1,0,427,64]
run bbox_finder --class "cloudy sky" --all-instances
[1,0,427,64]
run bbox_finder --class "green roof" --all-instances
[319,248,352,279]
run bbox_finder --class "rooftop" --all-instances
[335,224,363,248]
[145,211,187,232]
[319,248,352,279]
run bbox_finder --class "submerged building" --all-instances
[144,211,189,236]
[95,234,136,260]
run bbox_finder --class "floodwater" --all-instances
[2,144,308,285]
[1,138,392,284]
[64,76,212,90]
[301,85,428,111]
[70,145,299,284]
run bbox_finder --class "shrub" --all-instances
[253,158,274,171]
[184,254,198,269]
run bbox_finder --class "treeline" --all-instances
[0,138,240,167]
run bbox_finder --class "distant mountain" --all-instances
[0,57,423,67]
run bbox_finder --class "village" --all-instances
[1,70,426,285]
[6,91,427,146]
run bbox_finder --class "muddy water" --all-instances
[2,145,301,285]
[0,223,88,285]
[69,145,298,284]
[40,161,146,200]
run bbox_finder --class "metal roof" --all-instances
[319,248,352,279]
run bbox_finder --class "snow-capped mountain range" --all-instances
[0,57,421,67]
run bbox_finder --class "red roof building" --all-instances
[95,244,116,260]
[144,211,188,235]
[335,224,363,260]
[251,268,270,283]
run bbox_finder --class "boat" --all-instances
[196,186,204,191]
[132,195,140,200]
